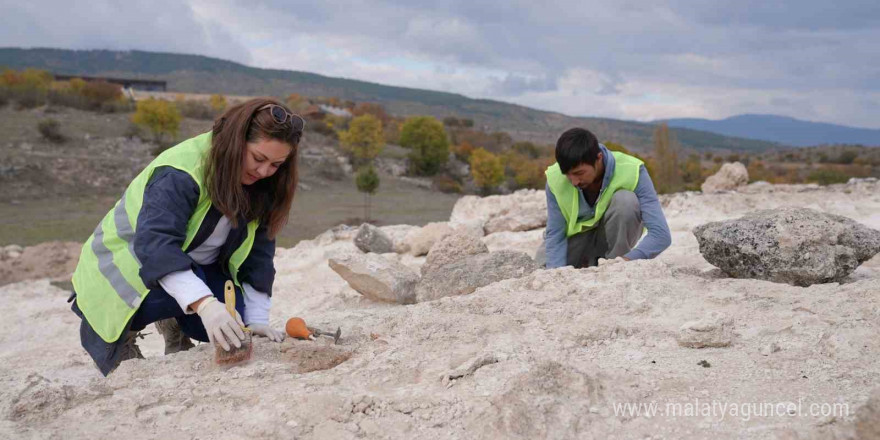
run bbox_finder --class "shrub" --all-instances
[306,118,337,139]
[99,100,133,113]
[37,119,66,143]
[175,99,215,120]
[512,141,543,159]
[807,168,849,185]
[0,88,8,107]
[81,81,122,107]
[432,174,463,194]
[324,114,350,132]
[46,79,127,111]
[506,154,551,189]
[399,116,449,176]
[13,87,47,109]
[132,98,181,142]
[209,94,227,113]
[835,151,858,165]
[47,89,88,109]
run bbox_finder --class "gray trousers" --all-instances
[536,190,643,268]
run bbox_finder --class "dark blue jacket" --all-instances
[71,166,277,376]
[135,166,276,296]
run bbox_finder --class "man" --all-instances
[537,128,671,268]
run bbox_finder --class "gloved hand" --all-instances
[248,324,286,342]
[195,297,245,351]
[597,256,627,267]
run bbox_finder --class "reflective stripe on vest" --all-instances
[545,151,643,238]
[72,132,259,343]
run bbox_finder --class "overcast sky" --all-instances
[2,0,878,128]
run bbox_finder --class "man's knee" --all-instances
[608,190,640,220]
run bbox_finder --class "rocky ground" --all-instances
[1,180,879,439]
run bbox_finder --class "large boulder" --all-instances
[693,208,880,286]
[406,222,455,256]
[483,208,546,235]
[415,250,539,302]
[449,189,546,234]
[701,162,748,193]
[378,225,421,254]
[354,223,393,254]
[421,233,489,276]
[328,253,419,304]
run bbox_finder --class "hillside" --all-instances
[662,114,880,147]
[0,47,783,153]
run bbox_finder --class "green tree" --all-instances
[355,165,380,221]
[651,123,682,193]
[132,98,181,143]
[339,114,384,165]
[469,148,504,192]
[398,116,449,176]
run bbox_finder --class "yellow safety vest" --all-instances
[72,132,258,343]
[545,151,643,237]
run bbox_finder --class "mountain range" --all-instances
[660,114,880,147]
[4,47,872,151]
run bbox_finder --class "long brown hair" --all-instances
[206,97,301,238]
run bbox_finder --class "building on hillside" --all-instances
[53,74,167,92]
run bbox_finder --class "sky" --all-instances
[1,0,879,129]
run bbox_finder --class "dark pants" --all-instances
[536,190,643,268]
[71,262,244,376]
[129,263,245,342]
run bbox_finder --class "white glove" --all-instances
[248,324,286,342]
[196,297,245,351]
[597,256,627,267]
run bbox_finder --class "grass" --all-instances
[282,174,460,247]
[0,174,460,248]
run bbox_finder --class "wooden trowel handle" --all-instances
[224,280,235,318]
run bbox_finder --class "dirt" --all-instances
[0,241,81,286]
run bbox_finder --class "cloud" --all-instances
[1,0,878,128]
[0,0,252,65]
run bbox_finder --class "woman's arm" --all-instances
[134,167,201,289]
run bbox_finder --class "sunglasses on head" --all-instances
[257,104,305,131]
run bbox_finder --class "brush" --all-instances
[214,280,253,365]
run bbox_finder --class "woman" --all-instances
[70,97,303,376]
